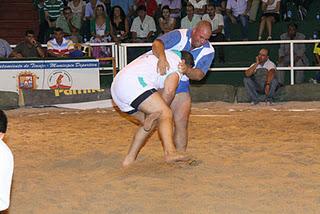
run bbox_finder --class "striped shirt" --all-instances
[44,0,64,20]
[47,38,74,56]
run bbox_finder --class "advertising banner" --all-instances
[0,59,100,92]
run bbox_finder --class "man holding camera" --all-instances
[9,30,45,58]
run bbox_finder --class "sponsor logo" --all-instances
[48,70,72,89]
[54,89,105,97]
[18,71,38,89]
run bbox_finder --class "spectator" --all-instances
[67,0,86,19]
[110,5,130,42]
[44,0,64,30]
[159,5,176,35]
[90,5,112,59]
[35,0,48,43]
[130,5,157,42]
[0,110,14,212]
[188,0,208,17]
[202,3,225,63]
[180,4,201,29]
[248,0,260,22]
[9,30,45,58]
[244,48,279,105]
[160,0,182,19]
[0,39,12,58]
[135,0,158,17]
[47,27,75,57]
[56,6,82,37]
[258,0,280,40]
[84,0,106,20]
[313,41,320,83]
[208,0,227,15]
[277,23,309,85]
[110,1,135,16]
[224,0,251,41]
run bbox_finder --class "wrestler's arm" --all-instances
[152,39,169,75]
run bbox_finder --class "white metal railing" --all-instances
[9,39,320,83]
[118,39,320,85]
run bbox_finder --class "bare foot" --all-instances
[122,156,136,167]
[143,112,161,132]
[164,153,191,163]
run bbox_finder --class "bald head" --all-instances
[191,21,212,48]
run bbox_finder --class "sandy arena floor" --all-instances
[3,101,320,214]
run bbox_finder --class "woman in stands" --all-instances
[89,4,112,58]
[109,5,129,43]
[158,5,176,35]
[258,0,281,40]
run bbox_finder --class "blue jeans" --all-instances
[224,14,249,40]
[243,77,279,102]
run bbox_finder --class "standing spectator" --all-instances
[67,0,86,19]
[160,0,182,19]
[135,0,159,17]
[130,5,157,42]
[110,5,130,42]
[244,48,279,105]
[56,6,82,37]
[249,0,260,22]
[35,0,48,43]
[9,30,45,58]
[180,4,201,29]
[202,3,225,63]
[159,5,176,35]
[313,42,320,83]
[89,5,112,58]
[277,23,309,85]
[0,39,12,58]
[224,0,251,41]
[188,0,208,17]
[0,110,14,212]
[44,0,64,30]
[47,27,75,57]
[258,0,280,40]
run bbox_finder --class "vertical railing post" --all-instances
[290,42,294,85]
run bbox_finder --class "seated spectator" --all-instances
[208,0,227,15]
[202,4,225,63]
[0,39,12,58]
[313,41,320,83]
[90,5,112,59]
[110,5,130,43]
[0,110,14,212]
[83,0,106,41]
[67,0,86,20]
[44,0,65,34]
[224,0,250,41]
[130,5,157,42]
[56,6,82,37]
[111,0,135,17]
[244,48,279,105]
[180,4,201,29]
[9,30,45,58]
[160,0,181,19]
[258,0,280,40]
[188,0,208,17]
[135,0,158,17]
[47,27,75,57]
[158,5,176,35]
[277,23,309,85]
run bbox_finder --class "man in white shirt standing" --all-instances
[224,0,251,40]
[180,4,201,29]
[202,3,225,63]
[130,5,157,42]
[0,110,14,212]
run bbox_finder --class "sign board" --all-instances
[0,59,100,92]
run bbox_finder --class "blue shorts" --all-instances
[176,80,190,94]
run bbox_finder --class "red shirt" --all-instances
[136,0,158,16]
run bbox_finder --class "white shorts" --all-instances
[111,73,158,113]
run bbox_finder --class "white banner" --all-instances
[0,59,100,92]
